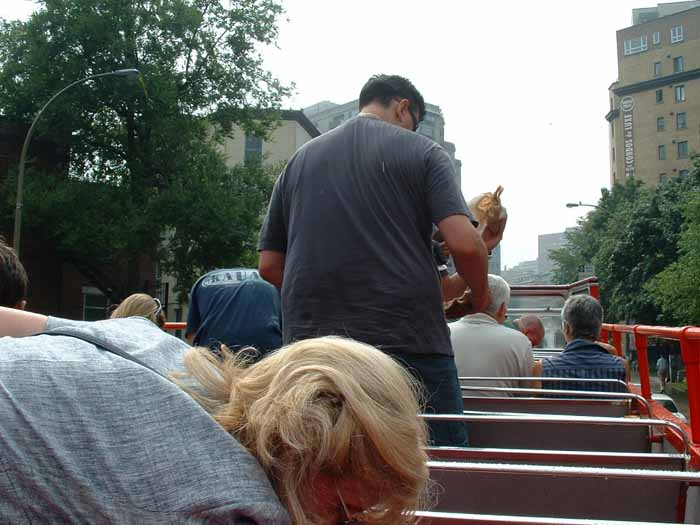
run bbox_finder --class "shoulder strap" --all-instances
[41,328,167,379]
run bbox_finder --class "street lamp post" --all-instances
[12,68,141,254]
[566,201,600,209]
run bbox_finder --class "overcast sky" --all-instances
[1,0,659,267]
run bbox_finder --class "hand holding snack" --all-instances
[467,185,508,252]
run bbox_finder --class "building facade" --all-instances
[538,230,572,278]
[607,2,700,187]
[304,100,462,187]
[219,110,320,168]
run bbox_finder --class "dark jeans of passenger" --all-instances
[386,352,469,447]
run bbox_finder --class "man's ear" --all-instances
[498,302,507,321]
[16,299,27,311]
[562,320,572,337]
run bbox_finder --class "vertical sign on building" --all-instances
[621,96,635,177]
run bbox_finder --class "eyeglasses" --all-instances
[337,487,366,524]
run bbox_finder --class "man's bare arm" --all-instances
[438,215,489,311]
[531,359,543,390]
[259,250,285,289]
[0,306,48,337]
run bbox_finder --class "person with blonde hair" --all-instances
[110,292,166,328]
[0,307,429,524]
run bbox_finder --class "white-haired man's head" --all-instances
[484,274,510,324]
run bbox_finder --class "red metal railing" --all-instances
[164,322,186,331]
[603,323,700,447]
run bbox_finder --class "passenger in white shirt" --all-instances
[450,274,541,396]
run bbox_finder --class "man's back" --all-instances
[259,115,469,356]
[542,338,627,392]
[450,313,534,396]
[186,268,282,353]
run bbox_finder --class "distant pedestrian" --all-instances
[657,355,670,393]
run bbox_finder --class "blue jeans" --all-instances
[385,352,469,447]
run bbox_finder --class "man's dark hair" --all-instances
[358,74,426,122]
[0,236,28,308]
[561,295,603,340]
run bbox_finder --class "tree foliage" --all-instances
[647,189,700,324]
[551,165,700,325]
[0,0,290,301]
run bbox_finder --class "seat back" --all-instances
[415,510,677,524]
[462,396,631,417]
[426,446,686,470]
[468,418,651,452]
[428,461,698,522]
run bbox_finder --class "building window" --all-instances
[680,169,690,178]
[673,56,684,73]
[657,116,665,131]
[677,112,687,129]
[659,173,668,184]
[624,35,648,55]
[244,133,263,163]
[612,147,616,161]
[675,85,686,102]
[656,89,664,103]
[654,61,662,76]
[678,141,689,158]
[658,144,666,160]
[83,288,108,321]
[653,31,661,45]
[611,122,615,137]
[671,25,684,44]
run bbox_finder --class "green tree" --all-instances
[0,0,290,301]
[549,176,693,324]
[647,188,700,324]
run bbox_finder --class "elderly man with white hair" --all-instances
[450,274,540,396]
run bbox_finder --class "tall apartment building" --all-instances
[607,2,700,187]
[304,100,463,187]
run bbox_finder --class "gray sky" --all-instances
[1,0,658,267]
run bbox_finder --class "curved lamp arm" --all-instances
[12,69,140,254]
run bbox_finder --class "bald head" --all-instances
[516,314,545,347]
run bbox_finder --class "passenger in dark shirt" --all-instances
[258,74,501,446]
[543,295,629,393]
[186,268,282,357]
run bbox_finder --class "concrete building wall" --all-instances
[219,115,319,168]
[609,4,700,187]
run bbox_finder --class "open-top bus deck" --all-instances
[167,277,700,523]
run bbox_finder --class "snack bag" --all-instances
[467,185,507,235]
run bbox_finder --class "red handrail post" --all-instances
[680,328,700,445]
[613,331,623,358]
[634,327,652,400]
[601,327,610,344]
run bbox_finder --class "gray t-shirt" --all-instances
[258,114,472,356]
[0,317,289,524]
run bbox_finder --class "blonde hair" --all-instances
[110,293,166,328]
[175,336,430,524]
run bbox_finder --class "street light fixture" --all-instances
[566,201,600,209]
[12,69,141,254]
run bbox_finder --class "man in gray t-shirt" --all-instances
[258,74,494,446]
[0,317,289,524]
